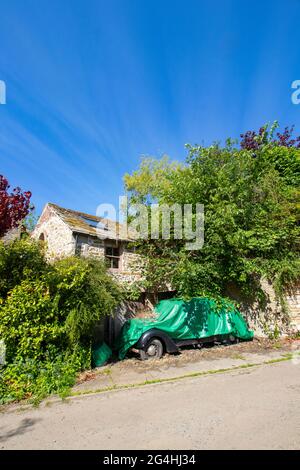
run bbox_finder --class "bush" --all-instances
[0,238,47,297]
[0,279,65,362]
[46,256,122,346]
[0,346,90,405]
[58,258,123,345]
[0,240,122,404]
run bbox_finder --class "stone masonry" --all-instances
[32,204,75,259]
[31,203,142,286]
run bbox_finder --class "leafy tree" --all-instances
[124,123,300,305]
[240,122,300,150]
[0,175,33,237]
[23,210,39,232]
[124,155,183,204]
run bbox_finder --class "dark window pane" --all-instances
[77,235,89,245]
[112,258,119,268]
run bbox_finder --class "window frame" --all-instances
[105,245,121,269]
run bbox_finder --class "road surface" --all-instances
[1,361,300,449]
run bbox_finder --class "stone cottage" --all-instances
[31,203,141,285]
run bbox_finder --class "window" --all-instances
[80,216,108,230]
[75,234,88,255]
[77,234,89,245]
[105,246,120,269]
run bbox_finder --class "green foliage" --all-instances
[124,129,300,305]
[123,155,183,204]
[0,347,90,405]
[23,210,39,232]
[0,240,121,404]
[0,238,47,297]
[54,257,122,345]
[266,145,300,187]
[0,279,64,362]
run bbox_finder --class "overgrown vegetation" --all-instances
[0,239,122,404]
[124,122,300,305]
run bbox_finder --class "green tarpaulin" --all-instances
[115,297,253,359]
[92,341,112,367]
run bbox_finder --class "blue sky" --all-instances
[0,0,300,216]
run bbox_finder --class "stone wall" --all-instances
[122,251,141,272]
[80,242,105,260]
[79,241,143,311]
[286,284,300,331]
[227,278,300,336]
[79,240,142,285]
[31,205,75,260]
[110,270,141,285]
[113,249,142,285]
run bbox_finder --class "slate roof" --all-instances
[49,203,135,241]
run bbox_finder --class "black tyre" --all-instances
[140,338,164,360]
[229,334,238,344]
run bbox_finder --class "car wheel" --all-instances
[229,334,238,344]
[140,338,164,360]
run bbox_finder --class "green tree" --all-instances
[124,127,300,304]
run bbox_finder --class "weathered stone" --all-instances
[31,203,143,285]
[227,278,300,336]
[32,205,75,260]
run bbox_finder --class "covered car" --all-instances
[114,297,254,360]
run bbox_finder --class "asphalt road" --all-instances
[1,361,300,449]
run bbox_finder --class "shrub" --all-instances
[50,256,123,346]
[0,346,90,405]
[0,241,122,404]
[0,279,65,362]
[0,238,47,298]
